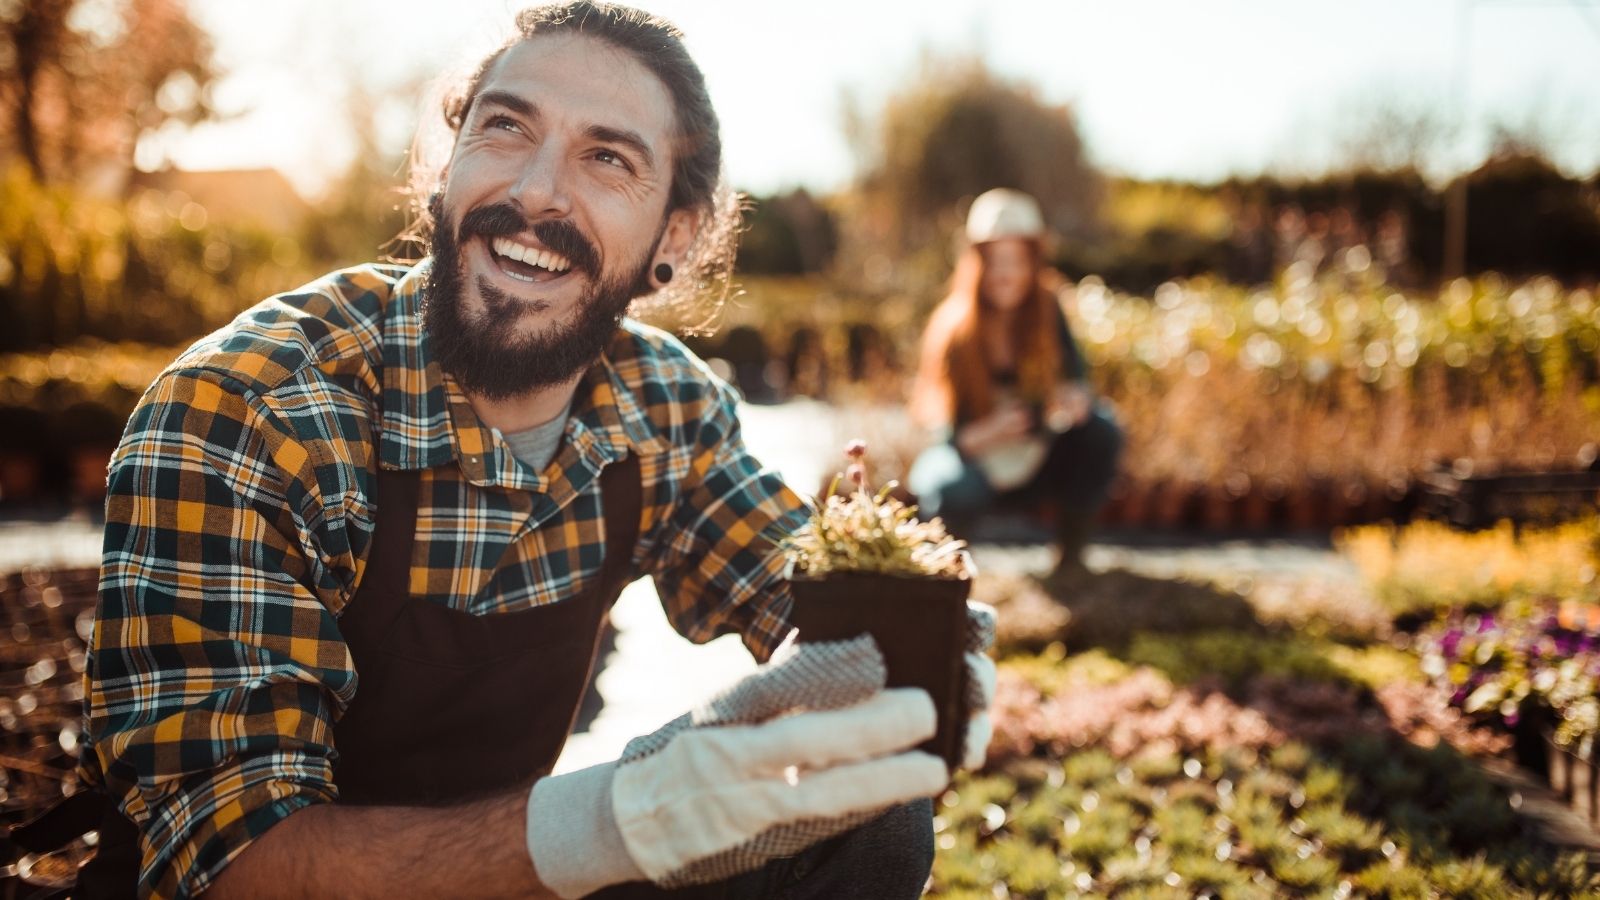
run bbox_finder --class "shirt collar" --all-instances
[580,334,669,460]
[378,259,666,482]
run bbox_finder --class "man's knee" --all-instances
[790,798,934,900]
[872,798,936,886]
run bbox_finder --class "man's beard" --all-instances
[423,199,656,401]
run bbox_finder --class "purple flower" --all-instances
[1440,629,1462,660]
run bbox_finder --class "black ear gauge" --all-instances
[654,263,674,284]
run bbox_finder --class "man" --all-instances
[70,4,992,898]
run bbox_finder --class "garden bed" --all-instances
[944,543,1600,898]
[8,521,1600,897]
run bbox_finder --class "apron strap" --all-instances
[342,463,423,635]
[595,453,643,600]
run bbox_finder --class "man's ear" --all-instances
[654,207,701,266]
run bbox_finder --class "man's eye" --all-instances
[593,149,631,171]
[485,115,520,134]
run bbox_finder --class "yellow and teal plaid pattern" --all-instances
[83,261,807,898]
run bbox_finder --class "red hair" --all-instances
[911,241,1062,429]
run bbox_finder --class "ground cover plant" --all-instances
[941,554,1600,898]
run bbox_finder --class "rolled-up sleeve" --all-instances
[88,369,358,898]
[645,380,808,662]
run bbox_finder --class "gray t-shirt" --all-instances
[500,402,572,473]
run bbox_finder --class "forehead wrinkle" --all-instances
[459,33,681,191]
[493,33,678,173]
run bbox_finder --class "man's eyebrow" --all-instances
[473,90,537,120]
[471,91,656,172]
[586,124,656,172]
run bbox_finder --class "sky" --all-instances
[159,0,1600,200]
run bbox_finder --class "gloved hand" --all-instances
[524,634,948,898]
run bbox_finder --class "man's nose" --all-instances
[509,144,573,218]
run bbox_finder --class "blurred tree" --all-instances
[1330,94,1459,179]
[1455,150,1600,282]
[737,188,838,276]
[844,54,1101,264]
[301,85,416,269]
[0,0,215,190]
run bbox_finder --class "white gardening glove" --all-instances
[964,600,999,770]
[524,634,947,898]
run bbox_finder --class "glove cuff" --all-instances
[526,761,645,898]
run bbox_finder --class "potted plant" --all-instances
[1417,599,1600,815]
[782,440,976,771]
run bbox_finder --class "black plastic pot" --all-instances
[1512,704,1553,779]
[786,555,974,772]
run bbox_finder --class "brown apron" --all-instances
[20,453,644,897]
[333,453,641,803]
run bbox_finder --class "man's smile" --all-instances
[487,234,576,285]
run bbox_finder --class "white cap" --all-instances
[965,188,1045,244]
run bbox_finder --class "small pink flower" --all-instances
[847,463,866,487]
[844,439,868,459]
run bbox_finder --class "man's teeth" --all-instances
[491,237,572,272]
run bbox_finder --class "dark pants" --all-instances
[593,799,935,900]
[909,407,1123,537]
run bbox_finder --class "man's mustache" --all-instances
[456,203,600,277]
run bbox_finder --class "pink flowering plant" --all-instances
[783,439,968,579]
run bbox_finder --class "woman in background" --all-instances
[908,188,1122,577]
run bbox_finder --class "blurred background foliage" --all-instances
[2,0,1599,514]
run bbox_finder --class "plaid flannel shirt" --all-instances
[83,261,807,898]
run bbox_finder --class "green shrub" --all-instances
[1267,847,1341,891]
[1427,854,1511,900]
[987,835,1064,896]
[1061,749,1119,786]
[1171,855,1255,894]
[1352,859,1434,899]
[1267,741,1313,777]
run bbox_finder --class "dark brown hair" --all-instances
[407,2,738,327]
